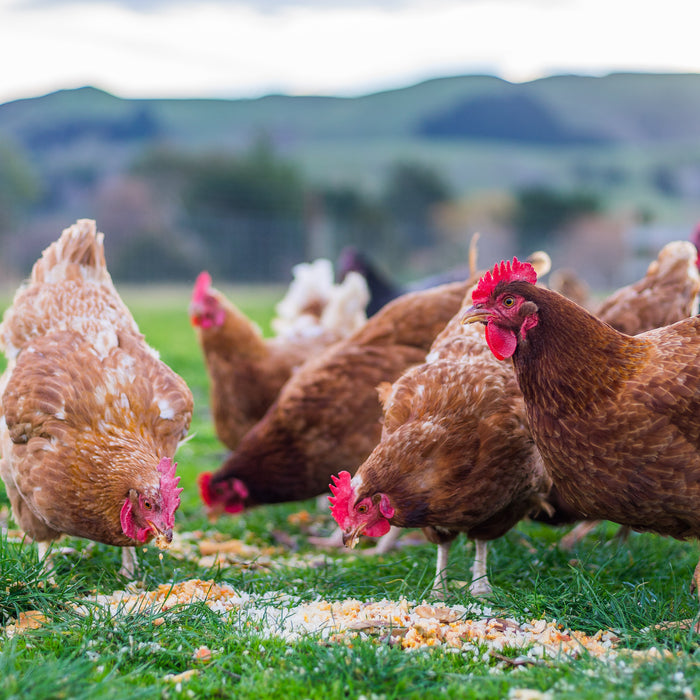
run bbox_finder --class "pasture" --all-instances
[1,285,699,700]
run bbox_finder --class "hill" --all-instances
[4,73,700,148]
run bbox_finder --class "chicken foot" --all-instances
[37,539,137,579]
[558,521,601,551]
[36,541,56,582]
[685,556,700,634]
[690,557,700,598]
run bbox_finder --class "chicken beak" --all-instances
[147,520,173,545]
[461,306,489,325]
[342,523,367,549]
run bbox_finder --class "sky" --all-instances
[1,0,699,105]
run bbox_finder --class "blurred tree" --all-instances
[512,185,602,254]
[417,93,608,145]
[319,185,395,261]
[95,175,202,281]
[133,139,307,281]
[183,138,304,219]
[382,161,452,250]
[111,230,199,282]
[0,141,41,239]
[132,147,196,196]
[650,165,679,197]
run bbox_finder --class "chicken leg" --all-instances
[120,546,138,578]
[469,540,493,598]
[431,540,452,599]
[431,539,492,599]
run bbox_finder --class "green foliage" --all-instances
[132,141,308,281]
[0,140,41,238]
[383,161,453,250]
[512,185,603,253]
[183,138,304,219]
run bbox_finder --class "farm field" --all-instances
[1,285,700,700]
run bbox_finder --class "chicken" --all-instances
[593,240,700,335]
[548,268,590,309]
[0,220,193,576]
[530,240,700,545]
[328,293,551,597]
[336,247,402,316]
[271,258,368,338]
[198,277,478,517]
[689,222,700,267]
[189,265,368,451]
[461,256,700,604]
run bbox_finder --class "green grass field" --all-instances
[1,286,700,700]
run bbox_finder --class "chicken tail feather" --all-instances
[31,219,111,286]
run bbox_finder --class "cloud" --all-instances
[15,0,424,12]
[1,0,699,105]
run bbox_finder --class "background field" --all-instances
[1,287,700,700]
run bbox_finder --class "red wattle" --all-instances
[365,519,391,538]
[485,322,517,360]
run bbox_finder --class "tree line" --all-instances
[1,135,607,283]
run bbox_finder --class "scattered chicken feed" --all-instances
[0,529,675,666]
[26,577,620,662]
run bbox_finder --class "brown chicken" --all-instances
[593,240,700,335]
[0,220,193,576]
[532,240,700,546]
[462,257,700,604]
[189,267,367,451]
[329,295,551,597]
[548,268,590,309]
[198,277,478,517]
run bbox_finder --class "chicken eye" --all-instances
[143,500,153,511]
[503,296,515,307]
[356,503,368,514]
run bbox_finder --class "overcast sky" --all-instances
[2,0,698,104]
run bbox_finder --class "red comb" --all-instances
[328,471,353,526]
[471,257,537,305]
[158,458,183,528]
[192,271,212,305]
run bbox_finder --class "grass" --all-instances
[2,286,700,699]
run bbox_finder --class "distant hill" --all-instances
[3,73,700,149]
